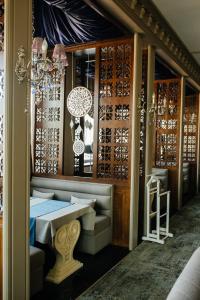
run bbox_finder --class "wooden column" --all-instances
[4,0,32,299]
[178,76,185,209]
[63,53,74,176]
[129,33,143,250]
[144,45,155,234]
[197,93,200,193]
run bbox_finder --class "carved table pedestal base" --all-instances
[46,220,83,284]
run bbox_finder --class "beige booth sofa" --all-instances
[152,168,169,192]
[182,162,190,195]
[30,245,45,296]
[167,247,200,300]
[31,176,113,255]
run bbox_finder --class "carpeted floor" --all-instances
[78,195,200,300]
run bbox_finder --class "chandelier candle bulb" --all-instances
[163,96,167,108]
[53,44,68,67]
[32,37,43,55]
[152,92,156,105]
[41,38,48,59]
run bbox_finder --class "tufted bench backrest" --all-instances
[31,177,113,220]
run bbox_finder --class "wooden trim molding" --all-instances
[129,33,143,250]
[143,45,155,235]
[97,0,200,87]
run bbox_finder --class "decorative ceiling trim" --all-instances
[114,0,200,85]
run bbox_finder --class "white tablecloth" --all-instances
[30,198,91,244]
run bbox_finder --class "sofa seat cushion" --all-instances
[30,246,45,271]
[167,247,200,300]
[82,215,111,236]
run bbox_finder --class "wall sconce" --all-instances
[149,92,157,125]
[137,92,157,125]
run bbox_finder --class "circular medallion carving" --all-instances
[67,86,92,117]
[73,140,85,156]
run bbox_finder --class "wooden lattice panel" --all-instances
[183,95,198,163]
[96,41,133,181]
[33,72,64,175]
[139,51,147,177]
[154,79,181,168]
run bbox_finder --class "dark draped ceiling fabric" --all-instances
[33,0,125,46]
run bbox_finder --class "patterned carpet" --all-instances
[78,195,200,300]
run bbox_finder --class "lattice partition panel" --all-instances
[154,79,181,168]
[96,41,133,181]
[183,95,198,163]
[139,51,148,177]
[33,72,64,175]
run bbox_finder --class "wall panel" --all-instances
[154,78,181,211]
[183,94,199,198]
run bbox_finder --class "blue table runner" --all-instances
[30,199,72,246]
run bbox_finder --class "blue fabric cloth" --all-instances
[30,200,71,245]
[30,217,36,246]
[30,200,71,218]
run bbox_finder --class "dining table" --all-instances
[30,197,92,284]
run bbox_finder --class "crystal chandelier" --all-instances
[31,37,68,95]
[15,37,68,94]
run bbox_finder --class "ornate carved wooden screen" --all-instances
[154,78,181,210]
[96,41,133,181]
[140,51,147,177]
[183,95,198,163]
[154,79,180,167]
[138,51,148,239]
[93,39,134,246]
[33,72,64,175]
[183,94,199,195]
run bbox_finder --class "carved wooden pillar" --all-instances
[129,33,143,250]
[63,53,74,176]
[4,0,32,298]
[144,45,155,234]
[178,76,185,209]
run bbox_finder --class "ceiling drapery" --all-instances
[33,0,124,46]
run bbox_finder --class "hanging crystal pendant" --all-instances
[70,119,74,129]
[76,124,82,134]
[85,119,92,130]
[73,139,85,156]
